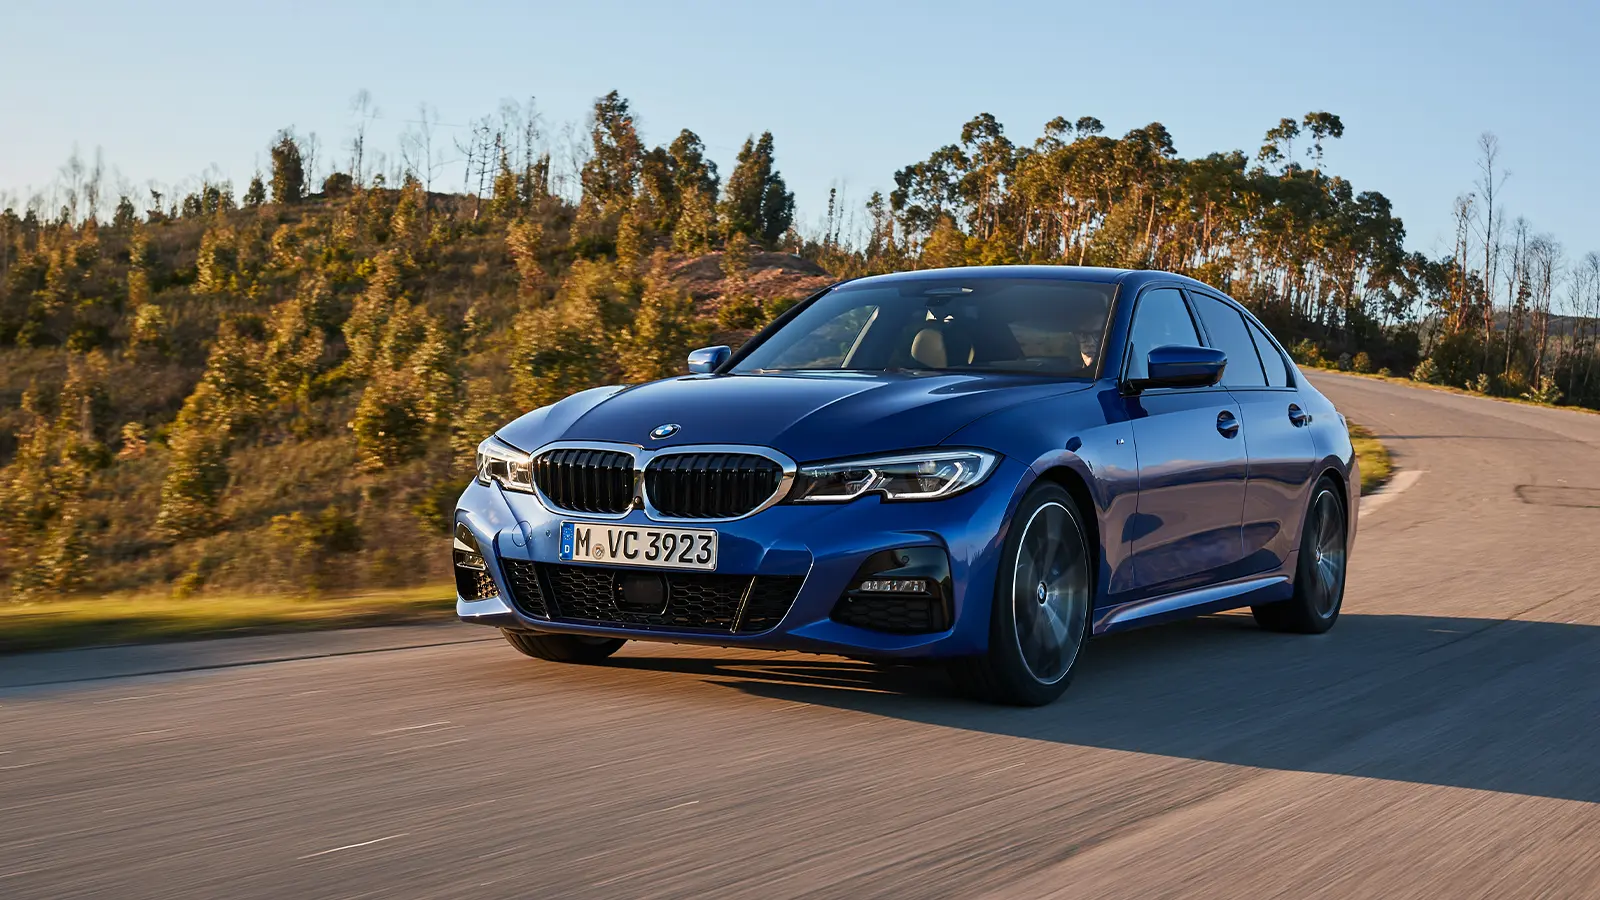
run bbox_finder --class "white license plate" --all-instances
[559,521,718,571]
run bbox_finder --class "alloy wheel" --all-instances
[1010,501,1091,684]
[1307,488,1347,618]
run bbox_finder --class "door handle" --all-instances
[1217,410,1240,438]
[1288,404,1311,427]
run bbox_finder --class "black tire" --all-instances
[502,629,626,663]
[1251,476,1348,634]
[949,483,1094,706]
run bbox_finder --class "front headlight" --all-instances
[790,449,998,503]
[475,436,534,492]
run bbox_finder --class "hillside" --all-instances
[0,182,830,601]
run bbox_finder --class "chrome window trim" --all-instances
[523,440,797,523]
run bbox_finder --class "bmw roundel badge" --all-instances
[649,423,680,440]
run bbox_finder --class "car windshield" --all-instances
[733,277,1117,377]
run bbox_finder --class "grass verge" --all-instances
[1314,367,1598,416]
[1347,420,1392,495]
[0,584,455,655]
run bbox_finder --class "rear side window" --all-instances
[1124,288,1199,382]
[1244,317,1291,387]
[1190,293,1266,388]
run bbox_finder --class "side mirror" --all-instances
[687,345,732,374]
[1126,345,1226,392]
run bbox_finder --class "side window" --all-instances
[1245,317,1291,387]
[1190,293,1266,388]
[1124,288,1199,382]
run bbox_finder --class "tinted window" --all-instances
[756,305,879,369]
[1245,317,1291,387]
[1124,288,1199,381]
[735,278,1115,376]
[1191,293,1266,387]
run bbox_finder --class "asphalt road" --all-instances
[4,372,1599,899]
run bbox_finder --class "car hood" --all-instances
[497,372,1092,462]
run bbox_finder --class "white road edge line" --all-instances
[383,738,468,756]
[1361,468,1423,516]
[298,833,408,860]
[373,721,451,735]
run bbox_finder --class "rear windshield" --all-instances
[734,277,1116,377]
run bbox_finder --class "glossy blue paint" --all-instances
[686,345,731,374]
[1121,387,1249,592]
[457,265,1358,659]
[1135,345,1228,390]
[507,369,1091,462]
[1233,389,1319,573]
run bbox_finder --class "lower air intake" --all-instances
[502,559,550,618]
[831,594,950,634]
[510,563,802,633]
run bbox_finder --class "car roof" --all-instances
[841,265,1228,295]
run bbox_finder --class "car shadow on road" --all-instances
[611,613,1600,804]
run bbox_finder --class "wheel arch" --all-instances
[1314,460,1359,551]
[1316,463,1348,507]
[1034,463,1104,601]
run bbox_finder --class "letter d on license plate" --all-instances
[559,521,718,571]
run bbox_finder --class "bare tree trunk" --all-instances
[1476,133,1505,374]
[348,89,377,188]
[1504,220,1526,379]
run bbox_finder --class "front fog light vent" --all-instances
[454,522,497,601]
[832,548,953,635]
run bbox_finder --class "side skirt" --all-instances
[1091,574,1293,635]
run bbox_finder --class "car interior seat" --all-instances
[910,323,974,369]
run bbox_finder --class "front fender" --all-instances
[946,383,1140,605]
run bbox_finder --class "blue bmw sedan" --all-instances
[454,266,1357,705]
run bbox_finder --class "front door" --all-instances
[1120,287,1249,592]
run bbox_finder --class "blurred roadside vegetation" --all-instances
[0,585,452,654]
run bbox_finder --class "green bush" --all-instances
[510,264,619,408]
[265,506,362,594]
[1289,339,1325,368]
[1352,351,1373,373]
[349,368,427,471]
[616,252,703,382]
[716,293,765,330]
[1523,375,1564,405]
[1412,357,1440,383]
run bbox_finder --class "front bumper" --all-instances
[454,458,1028,659]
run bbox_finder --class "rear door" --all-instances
[1188,291,1317,575]
[1120,286,1248,592]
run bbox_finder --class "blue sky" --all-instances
[3,0,1596,260]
